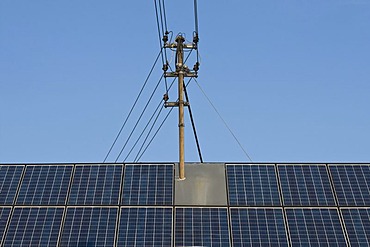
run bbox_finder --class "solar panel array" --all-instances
[0,163,369,246]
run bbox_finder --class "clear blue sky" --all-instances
[1,0,369,163]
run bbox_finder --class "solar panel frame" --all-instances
[16,165,73,205]
[0,207,12,246]
[341,208,370,247]
[174,207,230,247]
[329,165,370,206]
[3,206,64,246]
[278,164,336,206]
[0,166,24,205]
[286,207,348,246]
[230,207,289,247]
[59,206,118,247]
[117,206,173,246]
[226,164,281,206]
[68,164,123,205]
[122,164,174,206]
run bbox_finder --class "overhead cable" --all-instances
[194,78,253,162]
[103,49,163,163]
[114,74,164,162]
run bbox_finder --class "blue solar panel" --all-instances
[330,165,370,206]
[118,207,172,246]
[286,208,347,246]
[227,165,281,206]
[17,165,72,205]
[342,208,370,246]
[68,165,122,205]
[122,164,173,205]
[279,165,336,206]
[230,208,288,247]
[175,207,230,246]
[3,207,63,246]
[0,207,11,245]
[60,207,117,246]
[0,166,23,205]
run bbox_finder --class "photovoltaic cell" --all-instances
[117,207,172,246]
[3,207,63,246]
[175,207,230,246]
[17,165,72,205]
[0,166,23,205]
[286,208,347,246]
[122,165,173,205]
[278,165,335,206]
[60,207,117,246]
[0,208,11,245]
[230,208,288,247]
[68,165,122,205]
[342,208,370,246]
[227,165,280,206]
[330,165,370,206]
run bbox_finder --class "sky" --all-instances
[1,0,370,164]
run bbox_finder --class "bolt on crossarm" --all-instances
[163,34,198,180]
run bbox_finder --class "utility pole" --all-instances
[164,34,198,180]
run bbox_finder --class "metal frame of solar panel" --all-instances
[0,162,370,246]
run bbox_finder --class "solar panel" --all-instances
[68,165,122,205]
[227,165,281,206]
[0,166,23,205]
[342,208,370,246]
[286,208,347,246]
[278,165,336,206]
[16,165,72,205]
[0,207,11,245]
[60,207,117,246]
[230,208,288,247]
[330,165,370,206]
[175,207,230,246]
[117,207,172,246]
[122,164,173,205]
[3,207,63,246]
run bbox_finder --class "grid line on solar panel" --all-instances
[278,165,336,206]
[175,207,230,246]
[230,208,289,247]
[59,207,118,246]
[0,166,24,205]
[68,165,122,205]
[3,207,64,246]
[16,165,73,205]
[341,208,370,246]
[227,164,281,206]
[122,164,173,205]
[286,208,348,246]
[329,165,370,206]
[0,207,11,246]
[117,207,173,246]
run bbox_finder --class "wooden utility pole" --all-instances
[164,34,197,180]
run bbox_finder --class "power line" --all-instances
[135,106,174,162]
[135,79,192,162]
[183,81,203,163]
[114,74,164,162]
[194,78,253,162]
[103,49,163,163]
[123,99,164,162]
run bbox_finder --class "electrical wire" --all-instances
[103,49,163,162]
[114,74,164,162]
[194,78,253,162]
[135,79,192,162]
[194,0,199,34]
[131,77,177,162]
[123,99,164,162]
[183,81,203,163]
